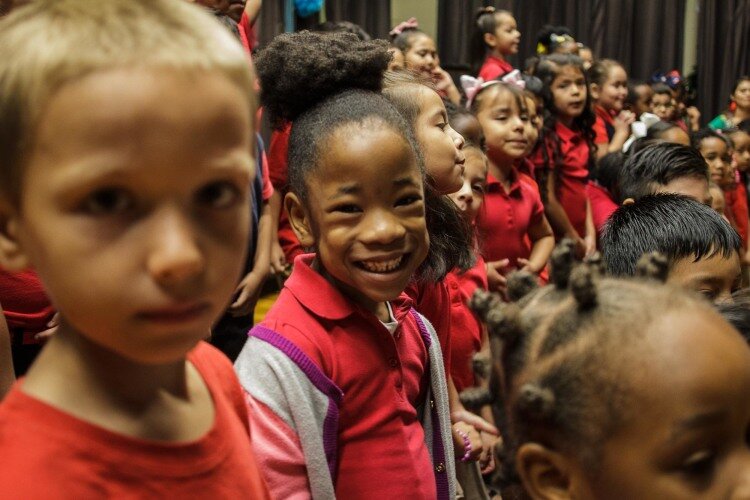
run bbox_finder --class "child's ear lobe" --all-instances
[285,192,315,248]
[483,32,498,49]
[0,212,30,271]
[516,443,580,500]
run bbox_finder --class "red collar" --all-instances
[555,120,583,143]
[487,168,522,194]
[284,254,414,321]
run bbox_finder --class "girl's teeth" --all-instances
[361,256,403,273]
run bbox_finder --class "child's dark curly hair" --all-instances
[532,54,596,204]
[468,247,704,492]
[255,31,391,129]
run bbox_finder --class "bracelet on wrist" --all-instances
[456,429,472,462]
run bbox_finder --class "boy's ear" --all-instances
[483,32,498,49]
[0,211,30,271]
[516,443,581,500]
[285,192,315,248]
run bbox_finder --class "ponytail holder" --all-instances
[536,42,547,55]
[550,33,575,45]
[501,70,526,90]
[622,112,660,152]
[390,17,419,37]
[476,5,496,20]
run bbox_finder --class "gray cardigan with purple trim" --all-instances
[234,309,456,499]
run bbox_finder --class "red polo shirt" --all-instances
[532,121,591,238]
[446,257,487,392]
[404,281,453,373]
[260,255,436,499]
[476,169,545,267]
[725,182,749,251]
[478,54,513,82]
[586,181,618,235]
[593,106,614,144]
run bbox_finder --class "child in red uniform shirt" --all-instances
[691,129,748,253]
[235,32,484,500]
[588,59,636,158]
[470,80,555,294]
[531,54,597,258]
[471,7,520,81]
[0,1,270,497]
[390,18,462,104]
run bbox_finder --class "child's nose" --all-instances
[449,126,465,150]
[360,209,407,245]
[147,208,205,286]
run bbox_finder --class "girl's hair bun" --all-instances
[255,31,391,126]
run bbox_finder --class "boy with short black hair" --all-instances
[0,0,270,496]
[601,193,742,303]
[618,142,711,205]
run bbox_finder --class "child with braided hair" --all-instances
[472,248,750,497]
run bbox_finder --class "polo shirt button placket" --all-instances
[388,357,399,369]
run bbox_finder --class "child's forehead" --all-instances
[554,65,584,80]
[700,136,728,151]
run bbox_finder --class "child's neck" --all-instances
[735,106,750,122]
[490,49,507,62]
[489,157,515,187]
[21,322,213,441]
[558,113,576,128]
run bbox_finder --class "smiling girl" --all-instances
[235,32,462,499]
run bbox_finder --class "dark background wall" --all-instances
[254,0,749,124]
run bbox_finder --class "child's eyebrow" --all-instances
[393,177,421,188]
[330,183,361,198]
[667,410,727,442]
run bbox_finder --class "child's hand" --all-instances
[686,106,701,130]
[228,271,265,317]
[479,431,500,474]
[613,110,636,133]
[452,421,485,464]
[269,240,289,275]
[485,259,510,296]
[431,67,461,105]
[516,258,538,274]
[34,313,59,341]
[584,232,597,257]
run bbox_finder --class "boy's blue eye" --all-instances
[83,187,133,215]
[196,181,241,209]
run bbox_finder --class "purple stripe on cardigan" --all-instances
[410,310,450,500]
[250,325,344,481]
[410,309,432,348]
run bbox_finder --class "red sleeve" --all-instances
[260,149,273,201]
[593,116,609,144]
[268,124,291,190]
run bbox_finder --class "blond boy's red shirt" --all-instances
[0,342,271,499]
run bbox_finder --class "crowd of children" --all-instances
[2,1,750,498]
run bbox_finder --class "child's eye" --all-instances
[332,203,361,214]
[196,181,242,209]
[495,115,508,121]
[472,183,486,194]
[395,195,422,207]
[699,288,719,301]
[437,122,448,130]
[82,187,133,215]
[680,450,716,479]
